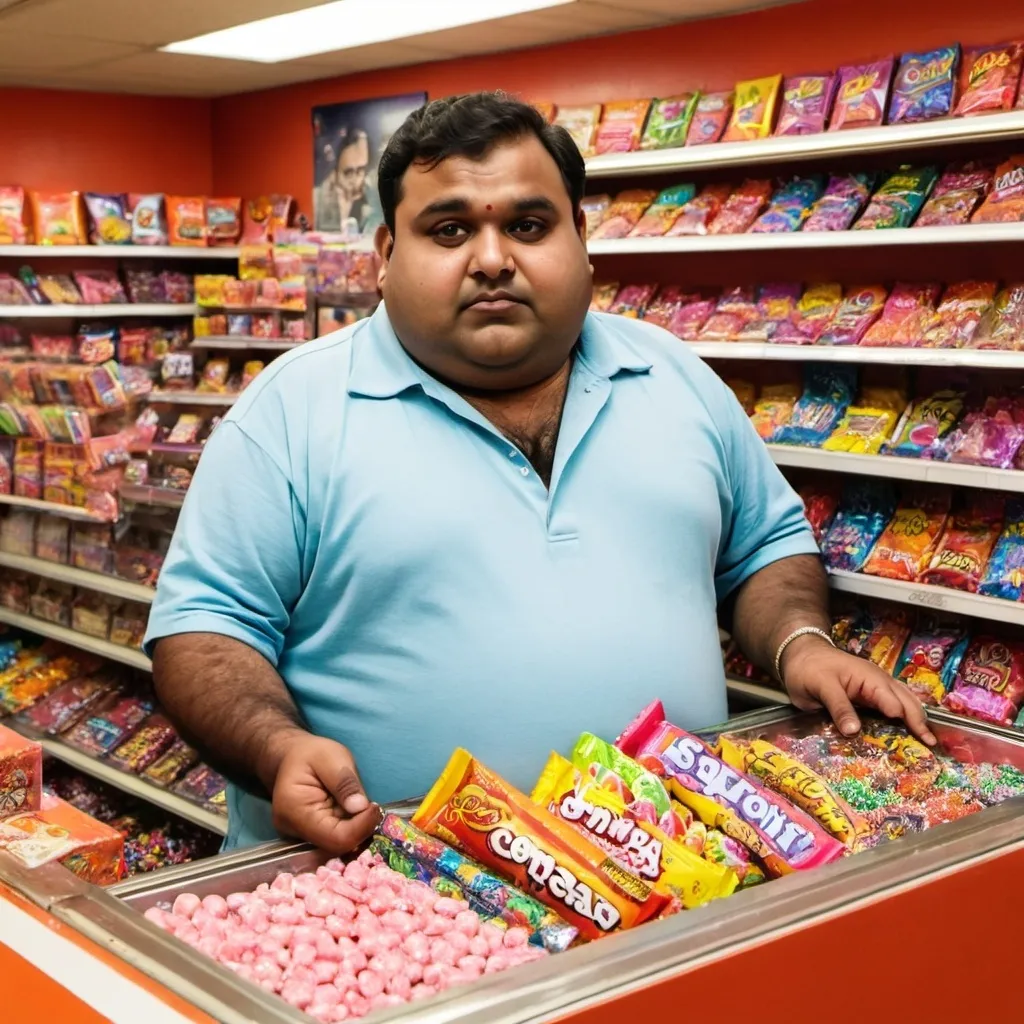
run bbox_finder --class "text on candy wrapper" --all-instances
[557,793,661,880]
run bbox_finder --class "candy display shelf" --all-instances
[0,552,154,604]
[189,337,304,352]
[0,304,198,319]
[827,568,1024,626]
[145,390,237,406]
[766,445,1024,493]
[584,110,1024,178]
[0,607,151,669]
[118,484,187,510]
[0,493,110,522]
[0,245,241,260]
[687,342,1024,369]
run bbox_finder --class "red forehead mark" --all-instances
[486,204,493,210]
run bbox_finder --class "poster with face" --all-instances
[312,92,427,237]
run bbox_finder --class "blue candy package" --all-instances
[979,498,1024,601]
[751,176,825,233]
[772,364,856,446]
[820,479,897,572]
[895,624,970,705]
[888,46,961,124]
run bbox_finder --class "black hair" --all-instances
[377,91,585,234]
[335,126,369,168]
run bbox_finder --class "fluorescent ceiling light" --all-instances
[162,0,577,63]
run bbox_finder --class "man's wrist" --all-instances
[256,723,309,793]
[775,626,834,684]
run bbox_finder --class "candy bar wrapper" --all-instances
[108,713,177,773]
[0,655,80,715]
[141,738,198,788]
[63,695,153,756]
[532,752,737,907]
[13,676,115,736]
[413,749,667,940]
[717,736,869,849]
[616,701,845,876]
[372,813,577,952]
[172,763,227,810]
[888,46,960,123]
[0,723,42,817]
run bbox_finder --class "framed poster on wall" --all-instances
[312,92,427,237]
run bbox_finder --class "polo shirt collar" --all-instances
[347,303,651,400]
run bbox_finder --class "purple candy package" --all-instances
[888,45,961,124]
[803,173,875,232]
[776,74,838,135]
[830,60,895,130]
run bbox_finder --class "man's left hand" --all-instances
[781,634,937,746]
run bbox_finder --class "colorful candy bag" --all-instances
[726,378,756,414]
[667,297,716,339]
[581,195,611,237]
[749,382,800,439]
[697,286,758,340]
[737,282,802,342]
[751,176,823,233]
[774,282,843,344]
[775,73,837,135]
[895,623,969,705]
[723,75,782,141]
[108,713,177,773]
[554,105,602,156]
[594,99,652,154]
[915,163,993,227]
[616,702,845,876]
[821,404,899,454]
[63,695,153,755]
[590,282,618,313]
[589,190,657,240]
[970,283,1024,348]
[971,157,1024,223]
[886,389,964,456]
[414,750,667,939]
[84,193,131,245]
[943,637,1024,726]
[128,194,168,245]
[888,46,960,123]
[686,92,733,146]
[30,191,87,246]
[608,283,657,319]
[979,498,1024,600]
[802,173,875,232]
[0,186,27,245]
[817,284,887,345]
[14,676,116,736]
[956,43,1024,116]
[861,283,941,347]
[862,486,951,582]
[709,179,773,234]
[629,184,697,237]
[854,166,939,230]
[830,60,895,130]
[942,396,1024,467]
[166,196,206,246]
[821,479,897,571]
[921,281,997,348]
[862,611,912,675]
[172,764,227,810]
[641,286,698,330]
[799,483,840,543]
[373,813,578,950]
[920,496,1004,592]
[666,183,733,235]
[531,752,737,907]
[141,738,198,788]
[641,94,698,149]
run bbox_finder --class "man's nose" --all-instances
[468,227,513,279]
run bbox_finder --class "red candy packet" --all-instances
[708,180,773,235]
[971,156,1024,223]
[861,283,941,347]
[666,183,732,236]
[830,60,895,130]
[920,496,1004,592]
[957,43,1024,116]
[915,162,994,227]
[686,92,733,146]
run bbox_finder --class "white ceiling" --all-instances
[0,0,800,97]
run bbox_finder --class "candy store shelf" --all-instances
[687,342,1024,369]
[766,446,1024,493]
[726,677,792,706]
[827,569,1024,626]
[145,390,237,406]
[0,552,154,604]
[0,303,198,319]
[587,222,1024,257]
[0,493,110,522]
[584,110,1024,178]
[0,245,240,260]
[118,484,187,509]
[189,337,304,352]
[0,607,151,669]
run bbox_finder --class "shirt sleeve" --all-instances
[713,381,819,602]
[143,421,304,665]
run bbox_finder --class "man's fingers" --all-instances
[296,804,381,855]
[814,679,861,736]
[891,681,937,746]
[333,767,370,815]
[310,746,370,816]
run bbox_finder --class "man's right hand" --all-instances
[268,733,382,854]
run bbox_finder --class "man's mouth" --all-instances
[463,291,526,312]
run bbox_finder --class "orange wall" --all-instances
[0,89,213,194]
[211,0,1024,216]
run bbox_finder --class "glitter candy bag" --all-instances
[708,180,773,234]
[921,282,997,349]
[818,284,887,346]
[666,183,733,236]
[771,365,856,446]
[969,283,1024,349]
[698,286,759,341]
[920,495,1005,592]
[861,282,942,347]
[888,46,960,123]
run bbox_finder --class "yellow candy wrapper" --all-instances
[723,74,783,141]
[822,405,899,454]
[531,752,737,908]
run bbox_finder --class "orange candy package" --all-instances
[920,495,1005,592]
[413,749,668,940]
[971,156,1024,224]
[593,99,652,155]
[167,196,207,246]
[0,186,28,244]
[29,191,86,245]
[862,486,952,582]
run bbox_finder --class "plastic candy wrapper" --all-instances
[108,713,177,774]
[921,281,996,348]
[861,282,941,347]
[956,43,1023,116]
[723,75,782,141]
[971,157,1024,223]
[895,624,969,705]
[775,73,837,135]
[665,183,733,236]
[708,179,773,234]
[629,184,697,237]
[717,736,869,849]
[608,283,656,319]
[749,382,800,440]
[413,749,667,939]
[751,176,823,233]
[697,286,758,341]
[862,611,912,675]
[817,284,887,346]
[0,655,80,714]
[969,283,1024,349]
[799,484,840,543]
[686,92,733,146]
[702,827,765,887]
[14,675,116,736]
[886,389,964,456]
[774,282,842,345]
[167,196,206,246]
[531,753,737,907]
[802,173,875,232]
[915,163,993,227]
[854,166,938,230]
[821,479,897,572]
[589,189,657,240]
[0,186,27,245]
[590,281,618,313]
[737,283,801,342]
[943,637,1024,726]
[616,701,845,876]
[665,296,715,340]
[0,724,41,817]
[641,286,698,330]
[128,194,168,245]
[772,365,855,446]
[205,197,242,246]
[371,813,578,950]
[921,495,1004,591]
[888,46,960,123]
[172,763,227,811]
[821,404,899,454]
[979,498,1024,600]
[74,270,127,305]
[141,739,198,787]
[554,105,602,156]
[84,193,131,245]
[63,695,153,756]
[830,60,895,130]
[943,396,1024,467]
[594,99,651,154]
[29,191,86,245]
[641,94,698,150]
[862,486,951,582]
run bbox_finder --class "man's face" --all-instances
[337,137,370,200]
[376,135,593,392]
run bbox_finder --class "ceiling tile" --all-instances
[0,30,140,71]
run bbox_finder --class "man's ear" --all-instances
[374,223,393,290]
[574,204,588,244]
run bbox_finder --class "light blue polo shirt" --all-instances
[145,305,817,849]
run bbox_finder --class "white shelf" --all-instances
[0,607,151,669]
[687,341,1024,369]
[190,336,303,352]
[0,493,110,521]
[828,568,1024,626]
[584,110,1024,178]
[0,303,198,319]
[588,222,1024,256]
[766,445,1024,493]
[726,677,792,705]
[118,484,186,509]
[0,245,240,260]
[0,552,154,603]
[146,390,237,406]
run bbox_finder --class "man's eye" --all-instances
[432,223,467,240]
[510,219,546,238]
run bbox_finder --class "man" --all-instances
[314,126,383,235]
[148,92,932,854]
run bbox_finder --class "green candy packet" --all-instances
[641,93,699,150]
[853,164,939,230]
[570,732,672,818]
